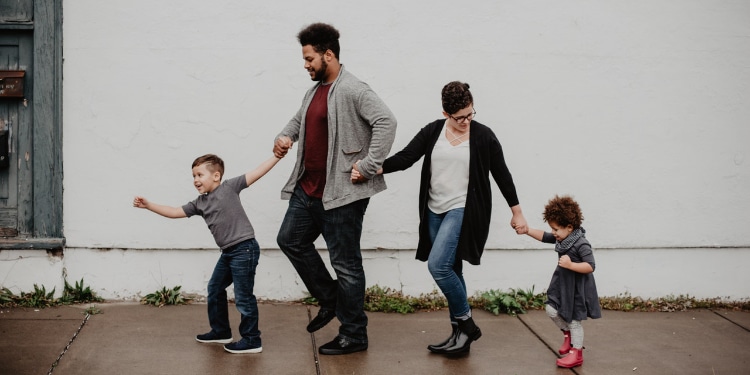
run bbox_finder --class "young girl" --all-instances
[521,195,601,368]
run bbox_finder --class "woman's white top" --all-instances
[428,121,470,214]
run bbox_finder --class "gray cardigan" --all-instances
[277,66,397,209]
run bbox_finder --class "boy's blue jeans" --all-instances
[207,238,261,347]
[426,208,470,320]
[277,185,369,344]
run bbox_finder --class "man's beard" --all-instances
[312,60,328,81]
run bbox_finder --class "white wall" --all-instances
[3,0,749,301]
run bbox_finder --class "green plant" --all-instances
[141,286,187,307]
[470,287,547,316]
[0,287,16,307]
[597,293,750,312]
[512,286,546,310]
[300,295,319,305]
[60,278,103,304]
[363,286,449,314]
[18,284,57,308]
[412,289,449,311]
[474,289,526,316]
[305,284,750,314]
[84,304,102,315]
[364,285,416,314]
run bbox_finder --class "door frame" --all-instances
[0,0,63,250]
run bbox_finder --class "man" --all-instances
[274,22,396,355]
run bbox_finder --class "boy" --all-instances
[133,154,280,354]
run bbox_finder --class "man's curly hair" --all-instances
[543,195,584,229]
[441,81,473,115]
[298,22,341,59]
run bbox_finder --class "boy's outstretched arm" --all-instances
[245,155,282,187]
[133,196,187,218]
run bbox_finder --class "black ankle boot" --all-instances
[441,317,481,356]
[427,323,459,353]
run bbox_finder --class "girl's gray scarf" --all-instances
[556,227,586,254]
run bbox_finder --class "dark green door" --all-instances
[1,0,65,249]
[0,31,33,237]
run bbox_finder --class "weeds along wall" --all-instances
[4,1,749,300]
[1,248,749,301]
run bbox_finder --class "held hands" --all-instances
[274,136,293,158]
[510,215,528,235]
[350,160,368,184]
[514,224,529,235]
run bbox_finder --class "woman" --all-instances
[353,81,527,355]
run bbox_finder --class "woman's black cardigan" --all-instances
[382,119,520,265]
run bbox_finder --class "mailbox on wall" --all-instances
[0,71,25,98]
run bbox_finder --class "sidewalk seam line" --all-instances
[516,315,581,374]
[711,309,750,333]
[308,306,322,375]
[47,312,91,375]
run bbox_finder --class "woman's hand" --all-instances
[510,208,528,235]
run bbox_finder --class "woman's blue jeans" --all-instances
[427,207,470,320]
[207,238,261,347]
[277,185,369,344]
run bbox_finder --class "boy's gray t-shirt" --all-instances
[182,175,255,250]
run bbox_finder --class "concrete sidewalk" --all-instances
[1,302,748,375]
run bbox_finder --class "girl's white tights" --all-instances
[546,304,583,349]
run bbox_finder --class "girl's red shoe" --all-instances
[556,348,583,368]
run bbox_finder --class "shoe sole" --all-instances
[306,314,336,333]
[196,337,232,344]
[224,346,263,354]
[442,348,471,357]
[318,346,367,355]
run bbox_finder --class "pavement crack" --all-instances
[515,315,581,374]
[307,306,322,375]
[47,312,91,375]
[711,309,750,332]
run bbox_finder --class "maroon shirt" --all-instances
[299,84,332,198]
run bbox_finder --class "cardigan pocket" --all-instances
[340,145,364,172]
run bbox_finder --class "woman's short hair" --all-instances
[441,81,474,115]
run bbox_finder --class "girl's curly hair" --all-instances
[543,195,584,229]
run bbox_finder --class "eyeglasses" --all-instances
[449,109,476,123]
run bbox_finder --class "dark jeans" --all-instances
[277,185,369,343]
[207,238,261,347]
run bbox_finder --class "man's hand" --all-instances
[351,161,368,184]
[274,136,293,158]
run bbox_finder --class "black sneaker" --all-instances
[224,340,262,354]
[306,308,336,333]
[318,336,367,355]
[196,331,232,344]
